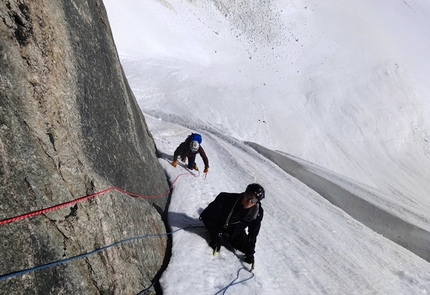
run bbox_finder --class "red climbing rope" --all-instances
[0,171,193,226]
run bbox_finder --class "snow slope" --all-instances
[103,0,430,293]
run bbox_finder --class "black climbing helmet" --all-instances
[245,183,265,200]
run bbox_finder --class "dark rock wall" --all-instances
[0,0,169,294]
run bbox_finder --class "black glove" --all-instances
[209,231,221,251]
[209,239,220,251]
[209,240,221,255]
[245,255,254,264]
[218,231,230,242]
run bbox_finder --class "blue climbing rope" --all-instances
[214,267,255,295]
[0,224,254,294]
[0,228,183,282]
[137,281,157,294]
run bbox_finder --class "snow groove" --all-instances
[247,141,430,263]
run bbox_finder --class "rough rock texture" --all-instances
[0,0,169,294]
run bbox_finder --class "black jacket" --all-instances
[200,192,264,256]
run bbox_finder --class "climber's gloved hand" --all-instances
[218,231,230,242]
[209,239,220,252]
[245,254,254,264]
[203,167,209,174]
[209,231,222,254]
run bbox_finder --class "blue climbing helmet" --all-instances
[187,133,202,152]
[245,183,265,200]
[189,133,202,144]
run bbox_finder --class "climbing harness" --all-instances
[223,196,260,228]
[224,197,241,228]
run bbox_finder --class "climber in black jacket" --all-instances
[200,183,265,265]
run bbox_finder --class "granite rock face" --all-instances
[0,0,169,294]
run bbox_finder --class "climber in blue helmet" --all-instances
[172,133,209,174]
